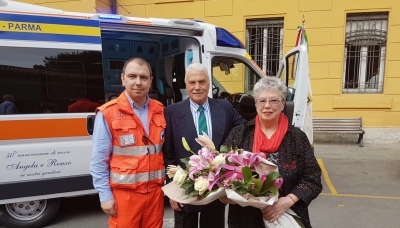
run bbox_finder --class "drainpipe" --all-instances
[111,0,117,14]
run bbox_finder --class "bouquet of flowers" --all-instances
[222,149,301,228]
[161,133,228,205]
[162,133,301,227]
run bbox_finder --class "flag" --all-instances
[293,24,314,145]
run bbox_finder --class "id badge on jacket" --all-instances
[119,134,135,146]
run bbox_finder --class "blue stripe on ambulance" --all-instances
[0,32,101,44]
[0,13,98,27]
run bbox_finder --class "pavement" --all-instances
[309,141,400,228]
[162,141,400,228]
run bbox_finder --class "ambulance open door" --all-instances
[276,44,313,144]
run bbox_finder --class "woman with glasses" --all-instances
[221,76,322,228]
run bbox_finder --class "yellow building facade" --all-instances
[17,0,400,141]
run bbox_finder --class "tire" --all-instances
[0,198,61,228]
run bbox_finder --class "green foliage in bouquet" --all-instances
[231,166,282,197]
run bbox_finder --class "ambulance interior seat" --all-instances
[165,87,174,105]
[172,81,183,102]
[156,78,174,106]
[284,87,295,126]
[148,90,158,100]
[171,53,186,102]
[235,95,257,121]
[283,100,294,127]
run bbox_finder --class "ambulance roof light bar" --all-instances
[98,14,122,20]
[92,14,128,23]
[215,27,245,49]
[169,19,200,27]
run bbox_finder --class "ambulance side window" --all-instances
[276,52,298,101]
[211,57,259,105]
[46,61,86,99]
[0,47,104,114]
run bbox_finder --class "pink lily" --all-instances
[207,171,217,182]
[188,155,210,180]
[260,171,284,190]
[221,172,242,188]
[228,152,261,167]
[208,163,223,181]
[189,166,202,180]
[272,177,284,189]
[195,132,216,150]
[198,147,217,163]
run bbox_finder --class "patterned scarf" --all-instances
[252,113,288,153]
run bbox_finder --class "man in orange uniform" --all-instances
[90,58,166,228]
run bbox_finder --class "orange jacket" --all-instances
[97,93,166,193]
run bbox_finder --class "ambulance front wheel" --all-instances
[0,198,60,228]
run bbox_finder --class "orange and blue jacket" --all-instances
[97,93,166,193]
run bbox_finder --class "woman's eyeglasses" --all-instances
[256,99,282,107]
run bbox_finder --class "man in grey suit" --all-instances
[163,63,245,228]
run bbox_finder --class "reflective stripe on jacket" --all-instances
[97,92,166,193]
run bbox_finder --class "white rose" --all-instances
[211,154,226,167]
[167,165,180,178]
[173,167,187,185]
[194,176,210,195]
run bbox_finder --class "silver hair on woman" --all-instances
[185,63,209,83]
[253,77,288,101]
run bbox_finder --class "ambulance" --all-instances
[0,0,311,227]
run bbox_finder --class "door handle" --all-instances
[86,115,95,135]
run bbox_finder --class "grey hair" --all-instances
[253,77,287,101]
[185,63,209,83]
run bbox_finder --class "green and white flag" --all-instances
[294,24,313,144]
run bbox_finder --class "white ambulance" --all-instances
[0,0,310,227]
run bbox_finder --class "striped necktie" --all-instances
[198,105,208,135]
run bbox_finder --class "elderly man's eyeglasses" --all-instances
[256,98,282,107]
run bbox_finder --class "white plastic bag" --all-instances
[225,189,300,228]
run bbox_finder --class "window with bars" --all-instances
[343,12,388,93]
[245,18,284,93]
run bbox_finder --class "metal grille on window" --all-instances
[245,18,284,93]
[343,12,388,93]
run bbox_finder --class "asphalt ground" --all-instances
[309,142,400,228]
[2,142,400,228]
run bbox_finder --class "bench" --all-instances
[313,117,365,147]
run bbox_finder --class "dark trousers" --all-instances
[174,200,226,228]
